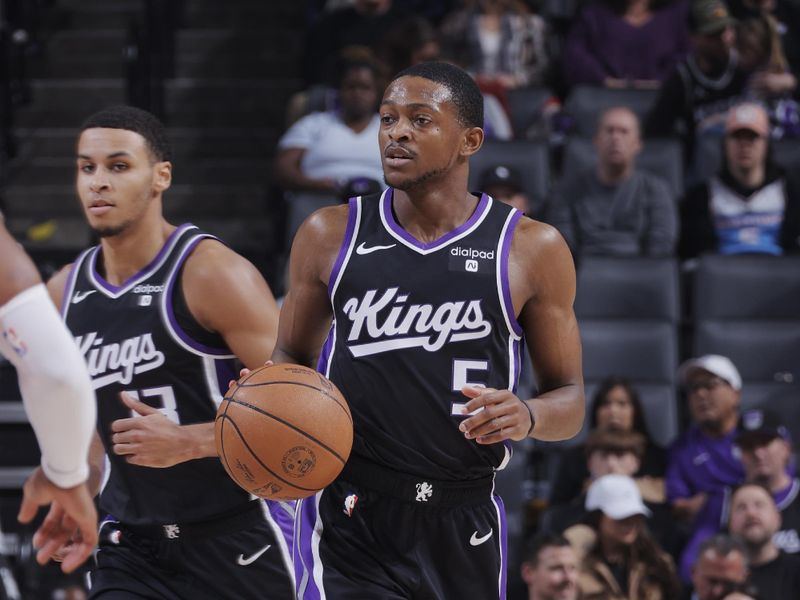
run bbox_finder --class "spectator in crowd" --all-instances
[679,102,800,259]
[520,533,580,600]
[735,10,799,138]
[668,354,745,583]
[439,0,550,91]
[688,534,751,600]
[565,474,682,599]
[732,408,800,554]
[275,49,385,245]
[548,106,677,258]
[562,0,689,89]
[302,0,407,86]
[550,376,668,506]
[479,164,532,214]
[645,0,749,158]
[727,483,800,599]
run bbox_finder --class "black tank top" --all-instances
[61,224,248,525]
[320,189,525,481]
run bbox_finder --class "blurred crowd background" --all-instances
[1,0,800,598]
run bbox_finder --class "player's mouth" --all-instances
[88,199,114,216]
[384,144,414,167]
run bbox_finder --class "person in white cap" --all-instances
[668,354,745,583]
[564,474,681,600]
[680,101,800,259]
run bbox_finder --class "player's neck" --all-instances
[98,215,176,286]
[392,185,479,244]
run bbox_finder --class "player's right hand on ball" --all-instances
[17,467,98,573]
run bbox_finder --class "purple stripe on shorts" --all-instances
[293,495,322,600]
[494,493,508,600]
[266,500,296,556]
[500,211,524,337]
[327,197,359,298]
[381,189,490,250]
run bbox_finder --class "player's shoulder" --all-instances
[182,237,258,287]
[45,263,74,306]
[511,214,570,260]
[296,203,351,248]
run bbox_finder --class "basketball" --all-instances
[214,363,353,500]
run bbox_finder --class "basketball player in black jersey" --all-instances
[46,106,295,599]
[0,221,97,574]
[273,62,585,599]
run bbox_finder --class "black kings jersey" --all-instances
[320,189,525,481]
[62,224,247,525]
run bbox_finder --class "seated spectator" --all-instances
[727,483,800,599]
[679,102,800,259]
[688,534,750,600]
[668,355,745,583]
[549,376,667,506]
[736,10,800,138]
[439,0,550,91]
[520,533,580,600]
[548,106,677,258]
[562,0,689,89]
[275,49,385,244]
[302,0,406,86]
[565,474,682,599]
[730,408,800,554]
[478,164,532,215]
[645,0,749,158]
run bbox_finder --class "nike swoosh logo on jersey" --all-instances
[355,242,396,255]
[72,290,96,304]
[236,544,271,566]
[470,529,493,546]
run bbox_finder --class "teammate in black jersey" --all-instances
[46,106,294,599]
[274,62,585,599]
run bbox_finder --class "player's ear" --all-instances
[461,126,484,158]
[153,160,172,193]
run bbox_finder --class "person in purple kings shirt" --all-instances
[666,354,745,583]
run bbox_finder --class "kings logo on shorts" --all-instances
[341,287,492,357]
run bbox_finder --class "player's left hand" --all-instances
[458,386,534,444]
[17,467,98,573]
[110,392,191,468]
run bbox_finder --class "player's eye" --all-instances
[80,164,95,173]
[111,163,129,171]
[380,115,396,125]
[414,116,431,125]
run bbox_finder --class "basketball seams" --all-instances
[224,397,349,465]
[217,412,318,494]
[232,380,352,424]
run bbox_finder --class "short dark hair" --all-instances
[81,105,172,162]
[522,532,572,566]
[392,61,483,129]
[697,534,747,559]
[585,429,646,461]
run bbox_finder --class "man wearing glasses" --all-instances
[667,354,745,582]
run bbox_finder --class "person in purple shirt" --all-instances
[562,0,689,88]
[667,354,745,583]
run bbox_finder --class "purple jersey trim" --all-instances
[512,338,522,395]
[381,188,490,251]
[89,224,195,296]
[500,211,524,337]
[59,248,93,317]
[327,197,359,299]
[162,234,233,357]
[316,327,335,377]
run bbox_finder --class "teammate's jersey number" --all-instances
[125,385,180,424]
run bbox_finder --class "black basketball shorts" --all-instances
[89,500,295,599]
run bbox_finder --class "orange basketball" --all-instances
[214,363,353,500]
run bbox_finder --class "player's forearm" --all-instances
[182,423,218,460]
[526,384,584,441]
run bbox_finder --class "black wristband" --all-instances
[522,399,535,436]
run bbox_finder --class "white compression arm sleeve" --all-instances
[0,284,96,488]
